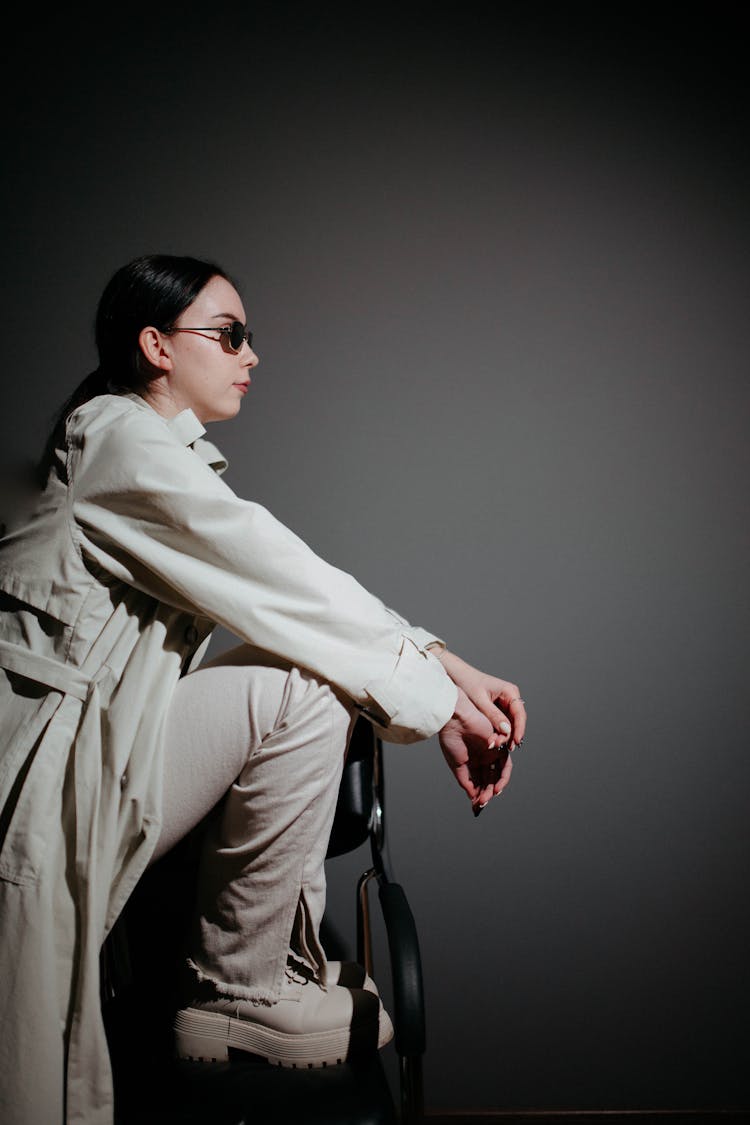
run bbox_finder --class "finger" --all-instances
[495,689,526,746]
[486,747,511,795]
[478,765,495,804]
[493,750,513,795]
[472,782,494,815]
[509,698,526,745]
[452,762,481,801]
[476,697,513,740]
[469,756,497,809]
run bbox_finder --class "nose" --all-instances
[242,343,259,368]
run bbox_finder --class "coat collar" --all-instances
[123,393,229,476]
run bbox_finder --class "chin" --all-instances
[207,402,243,424]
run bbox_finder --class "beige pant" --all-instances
[150,644,356,1004]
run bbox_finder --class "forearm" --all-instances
[430,647,471,681]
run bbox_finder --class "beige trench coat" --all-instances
[0,392,457,1125]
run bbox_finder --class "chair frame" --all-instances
[351,728,427,1125]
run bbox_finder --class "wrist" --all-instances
[435,648,465,678]
[451,685,474,723]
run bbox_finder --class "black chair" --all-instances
[102,716,426,1125]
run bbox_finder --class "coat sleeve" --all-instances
[66,399,457,743]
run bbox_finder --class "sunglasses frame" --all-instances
[172,321,254,353]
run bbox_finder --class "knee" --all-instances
[287,667,356,740]
[234,660,354,752]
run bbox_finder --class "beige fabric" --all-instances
[0,392,457,1125]
[156,646,357,1000]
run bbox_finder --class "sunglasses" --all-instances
[173,321,254,353]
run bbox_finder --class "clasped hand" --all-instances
[435,650,526,815]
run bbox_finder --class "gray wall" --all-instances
[2,6,748,1113]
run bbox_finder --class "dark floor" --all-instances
[114,1053,398,1125]
[106,982,746,1125]
[105,985,400,1125]
[104,846,747,1125]
[425,1115,749,1125]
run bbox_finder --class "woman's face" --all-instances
[152,275,259,423]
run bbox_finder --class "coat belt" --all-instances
[0,640,92,702]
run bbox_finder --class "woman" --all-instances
[0,254,526,1125]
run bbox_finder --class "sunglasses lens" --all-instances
[228,321,245,350]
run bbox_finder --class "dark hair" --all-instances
[38,253,234,482]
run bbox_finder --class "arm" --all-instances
[67,398,457,743]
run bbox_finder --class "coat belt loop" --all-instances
[0,640,92,702]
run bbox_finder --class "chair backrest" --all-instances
[326,716,379,858]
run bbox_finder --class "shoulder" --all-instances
[67,394,170,443]
[65,395,192,471]
[65,395,230,498]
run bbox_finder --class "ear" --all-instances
[138,326,173,371]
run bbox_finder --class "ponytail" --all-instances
[35,367,116,486]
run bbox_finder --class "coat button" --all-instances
[184,625,198,645]
[120,773,128,789]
